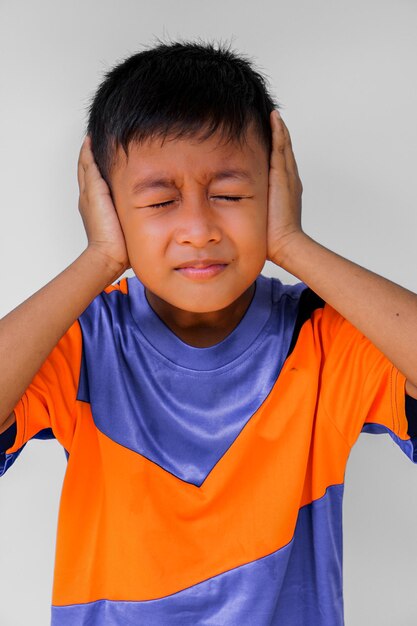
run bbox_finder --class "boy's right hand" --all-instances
[77,134,131,275]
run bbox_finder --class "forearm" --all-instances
[0,246,123,425]
[274,232,417,387]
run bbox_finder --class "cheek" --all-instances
[244,205,268,253]
[245,202,268,237]
[122,212,160,245]
[122,215,168,270]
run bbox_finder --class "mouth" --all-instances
[175,264,228,279]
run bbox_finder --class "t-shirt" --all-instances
[1,272,417,626]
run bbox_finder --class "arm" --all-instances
[0,248,123,430]
[266,110,417,395]
[275,232,417,396]
[0,134,130,430]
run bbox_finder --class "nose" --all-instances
[175,196,222,246]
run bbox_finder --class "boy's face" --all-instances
[109,120,269,332]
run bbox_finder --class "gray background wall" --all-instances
[1,1,416,624]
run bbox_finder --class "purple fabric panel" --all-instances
[0,426,55,476]
[0,443,25,476]
[77,274,306,486]
[361,422,417,463]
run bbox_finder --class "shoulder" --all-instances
[78,276,131,331]
[266,275,350,356]
[102,276,129,296]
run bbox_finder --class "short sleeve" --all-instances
[312,300,417,464]
[0,319,83,476]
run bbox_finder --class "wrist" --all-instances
[271,230,311,272]
[84,245,127,283]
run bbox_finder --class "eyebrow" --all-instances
[131,168,255,195]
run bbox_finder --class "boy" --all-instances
[1,38,417,625]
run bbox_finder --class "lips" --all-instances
[175,259,229,269]
[175,264,228,279]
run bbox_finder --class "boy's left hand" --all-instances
[266,110,304,266]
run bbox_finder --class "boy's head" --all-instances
[85,38,280,319]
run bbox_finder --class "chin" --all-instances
[183,288,249,313]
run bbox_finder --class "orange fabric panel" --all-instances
[6,319,83,455]
[52,346,350,605]
[314,303,409,447]
[104,277,128,295]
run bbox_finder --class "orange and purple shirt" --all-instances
[1,272,417,625]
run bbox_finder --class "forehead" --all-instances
[111,120,268,184]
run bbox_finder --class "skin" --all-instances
[0,106,417,432]
[78,111,417,395]
[107,120,270,347]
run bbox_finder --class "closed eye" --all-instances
[215,196,244,202]
[149,196,245,209]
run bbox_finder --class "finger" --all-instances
[78,135,95,169]
[77,168,84,196]
[77,135,92,193]
[79,135,105,190]
[274,113,303,196]
[77,158,85,196]
[277,115,301,182]
[270,110,289,179]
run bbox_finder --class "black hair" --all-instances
[84,36,282,186]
